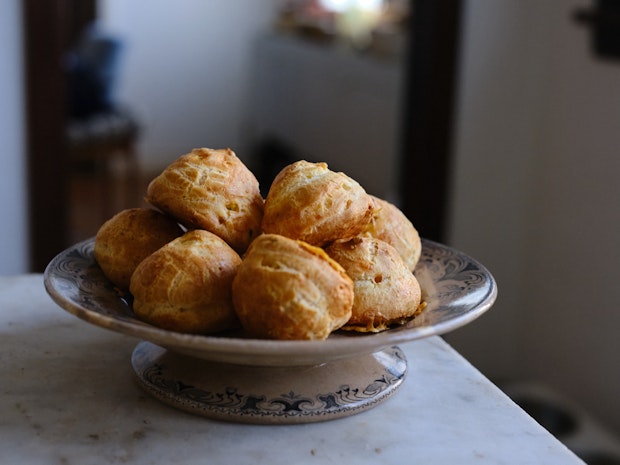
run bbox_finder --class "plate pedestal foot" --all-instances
[131,341,408,424]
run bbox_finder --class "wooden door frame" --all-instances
[400,0,463,242]
[23,0,96,271]
[23,0,461,271]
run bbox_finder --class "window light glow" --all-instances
[319,0,384,13]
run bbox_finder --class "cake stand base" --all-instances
[131,341,407,424]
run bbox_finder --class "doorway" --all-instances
[23,0,462,271]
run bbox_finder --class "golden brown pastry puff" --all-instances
[94,208,184,291]
[145,148,263,253]
[326,236,422,333]
[261,160,373,247]
[130,229,242,334]
[362,195,422,271]
[232,234,354,340]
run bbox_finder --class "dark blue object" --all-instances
[66,25,123,118]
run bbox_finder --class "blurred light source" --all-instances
[319,0,384,13]
[319,0,385,48]
[320,0,350,13]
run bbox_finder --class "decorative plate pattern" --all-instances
[131,341,407,424]
[44,238,497,367]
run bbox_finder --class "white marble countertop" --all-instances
[0,274,583,464]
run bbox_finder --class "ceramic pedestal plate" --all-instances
[44,238,497,424]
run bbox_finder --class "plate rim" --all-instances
[44,238,497,361]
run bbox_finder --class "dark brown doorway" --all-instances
[400,0,462,242]
[24,0,141,271]
[23,0,97,271]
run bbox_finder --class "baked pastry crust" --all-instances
[362,196,422,271]
[232,234,354,340]
[261,160,373,247]
[94,208,184,291]
[130,229,242,334]
[326,236,422,332]
[146,148,263,253]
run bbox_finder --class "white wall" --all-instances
[446,0,620,435]
[98,0,277,171]
[445,0,552,379]
[0,0,29,274]
[249,35,404,201]
[523,0,620,436]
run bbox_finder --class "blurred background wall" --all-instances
[445,0,620,438]
[0,0,28,273]
[1,0,619,442]
[97,0,276,172]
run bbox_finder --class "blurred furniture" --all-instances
[66,109,140,224]
[65,26,140,234]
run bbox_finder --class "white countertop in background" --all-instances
[0,274,583,464]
